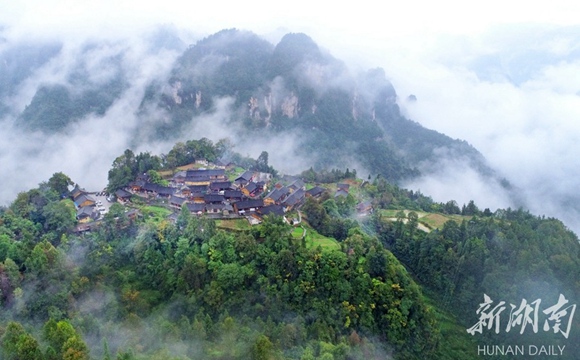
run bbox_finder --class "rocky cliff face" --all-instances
[281,93,299,118]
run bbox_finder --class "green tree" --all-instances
[107,149,137,192]
[43,199,76,234]
[1,322,43,360]
[47,172,74,197]
[251,334,275,360]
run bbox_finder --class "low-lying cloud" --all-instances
[383,25,580,232]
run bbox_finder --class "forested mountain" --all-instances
[1,27,578,359]
[3,28,501,186]
[0,139,578,359]
[140,29,493,183]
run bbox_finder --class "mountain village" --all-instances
[72,159,371,232]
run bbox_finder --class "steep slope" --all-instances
[148,29,495,184]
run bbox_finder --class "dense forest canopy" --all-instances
[0,139,578,359]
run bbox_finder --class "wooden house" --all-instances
[356,201,373,215]
[115,189,132,203]
[71,185,86,200]
[288,179,305,192]
[282,188,305,211]
[258,204,285,218]
[173,171,187,184]
[204,194,225,204]
[234,199,264,215]
[306,186,326,198]
[187,203,205,216]
[170,195,187,209]
[210,181,232,192]
[242,181,264,197]
[264,187,290,206]
[180,186,192,197]
[224,190,244,202]
[234,170,254,187]
[205,203,226,214]
[77,206,98,223]
[74,194,96,208]
[191,192,206,203]
[337,183,350,192]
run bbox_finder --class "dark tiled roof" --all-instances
[210,181,232,191]
[189,185,208,193]
[115,189,132,199]
[186,169,225,178]
[224,190,243,199]
[266,187,290,202]
[204,194,225,203]
[185,175,211,182]
[259,205,285,217]
[283,188,305,206]
[289,179,305,190]
[306,186,326,197]
[142,182,159,192]
[77,206,97,219]
[156,186,175,196]
[170,195,187,205]
[335,189,349,198]
[206,203,226,212]
[235,170,254,182]
[235,199,264,210]
[187,203,205,213]
[246,182,264,193]
[75,194,95,206]
[337,183,350,190]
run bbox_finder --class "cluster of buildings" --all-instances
[71,186,101,223]
[122,166,328,224]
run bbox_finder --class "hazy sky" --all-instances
[2,1,580,230]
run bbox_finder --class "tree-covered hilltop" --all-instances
[1,141,579,359]
[0,176,439,359]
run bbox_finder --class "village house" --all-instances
[172,171,187,184]
[258,204,286,218]
[306,186,326,198]
[71,185,86,200]
[76,206,99,223]
[180,185,192,197]
[234,170,254,187]
[191,192,206,203]
[204,194,225,204]
[224,190,244,202]
[337,183,350,192]
[282,188,305,211]
[205,203,226,214]
[356,201,373,215]
[170,195,187,209]
[140,183,175,198]
[187,202,205,216]
[234,199,264,215]
[288,179,305,192]
[209,181,233,192]
[115,189,132,204]
[189,185,209,194]
[206,203,233,215]
[264,187,290,206]
[74,194,96,208]
[242,181,264,197]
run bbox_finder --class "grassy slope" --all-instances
[291,223,341,251]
